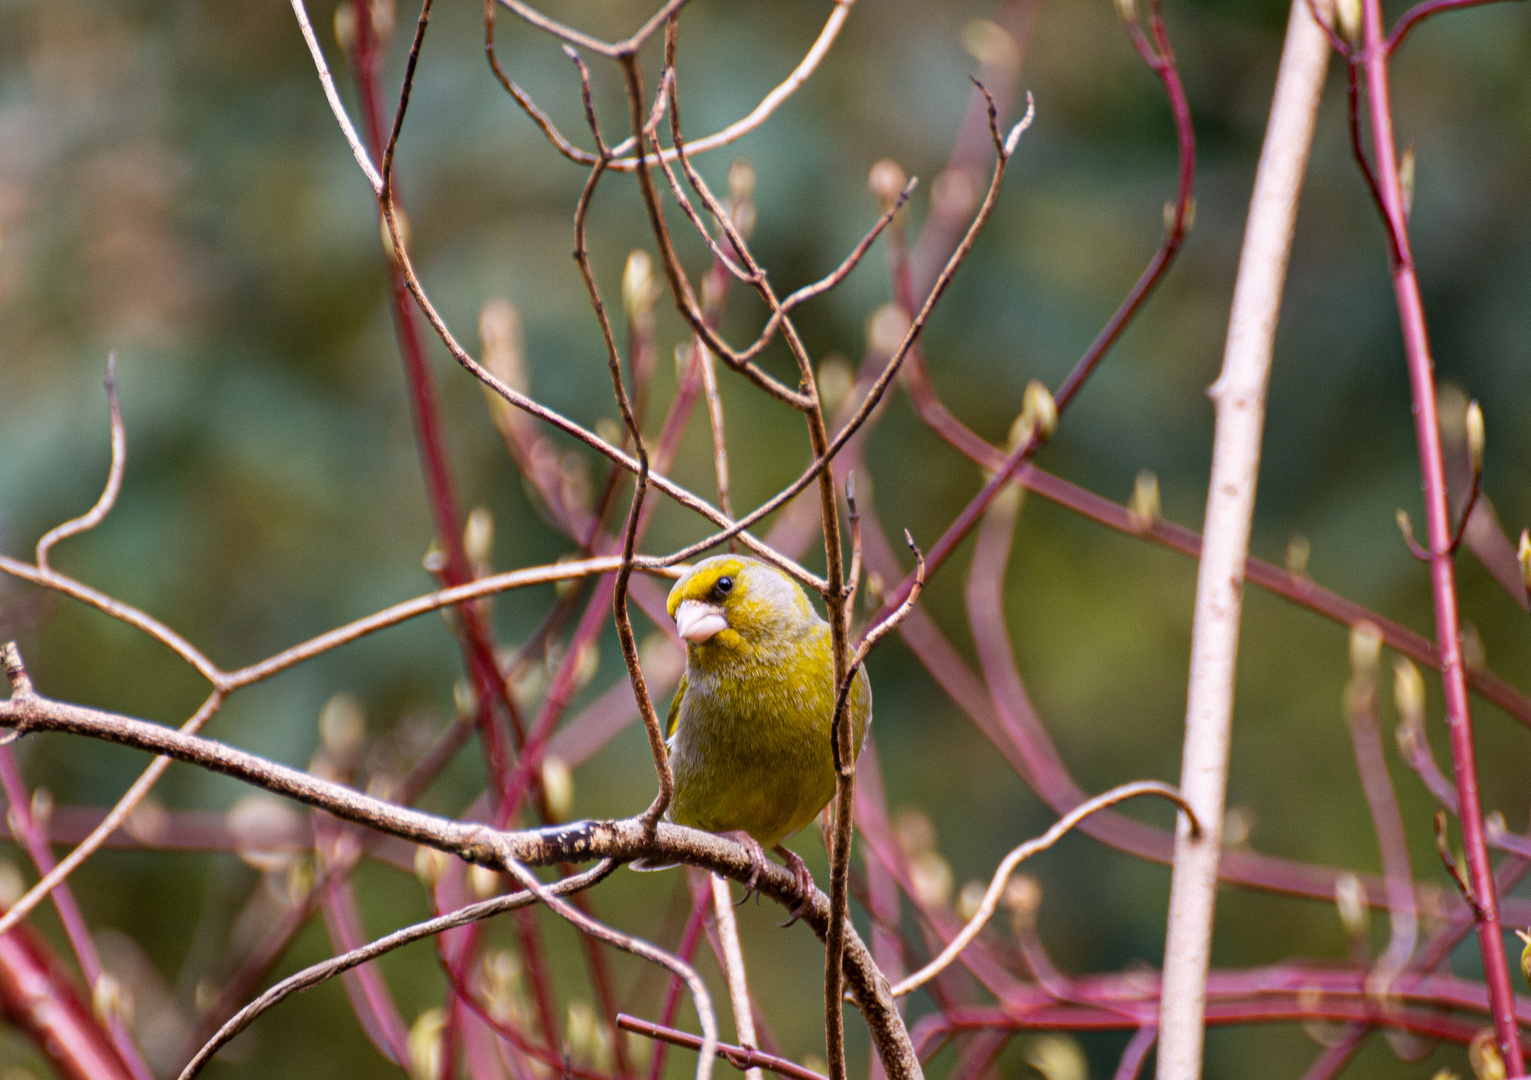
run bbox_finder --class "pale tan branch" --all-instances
[290,0,382,193]
[889,780,1196,998]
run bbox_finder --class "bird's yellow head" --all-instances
[666,555,817,654]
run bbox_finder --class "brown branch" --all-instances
[0,647,923,1080]
[617,1014,829,1080]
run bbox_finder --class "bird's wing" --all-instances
[666,671,688,739]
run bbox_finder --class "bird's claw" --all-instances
[776,845,815,927]
[724,831,768,904]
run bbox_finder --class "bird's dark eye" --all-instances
[713,576,734,597]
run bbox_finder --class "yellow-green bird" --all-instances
[656,553,870,908]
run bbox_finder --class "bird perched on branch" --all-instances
[645,554,871,915]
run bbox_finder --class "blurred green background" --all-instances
[3,0,1531,1076]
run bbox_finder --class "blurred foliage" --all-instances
[2,0,1531,1077]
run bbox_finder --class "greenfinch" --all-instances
[654,554,871,906]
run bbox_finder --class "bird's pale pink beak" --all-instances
[674,600,728,643]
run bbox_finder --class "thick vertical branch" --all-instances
[1155,4,1329,1078]
[1356,0,1525,1070]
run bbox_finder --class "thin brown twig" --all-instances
[0,645,922,1080]
[618,1014,829,1080]
[35,355,124,572]
[290,0,382,192]
[502,858,718,1080]
[611,50,676,829]
[0,690,225,939]
[650,93,1032,573]
[177,863,618,1080]
[889,780,1196,998]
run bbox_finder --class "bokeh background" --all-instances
[3,0,1531,1076]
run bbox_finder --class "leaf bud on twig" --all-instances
[960,20,1021,75]
[560,452,593,519]
[463,507,494,571]
[1519,529,1531,596]
[27,788,51,836]
[727,157,756,202]
[893,808,936,856]
[285,856,314,905]
[1222,805,1254,847]
[1514,928,1531,990]
[867,160,908,215]
[727,157,757,238]
[1003,874,1042,934]
[452,678,476,718]
[319,693,366,760]
[93,971,134,1030]
[407,1007,446,1080]
[1025,1035,1087,1080]
[1335,0,1362,46]
[932,168,979,223]
[379,207,411,264]
[909,851,953,908]
[422,541,448,577]
[334,2,358,53]
[1334,871,1370,941]
[866,304,910,359]
[1393,656,1426,757]
[818,355,854,416]
[1114,0,1138,25]
[674,342,694,381]
[1127,469,1161,532]
[1164,197,1195,234]
[469,863,502,900]
[1469,1028,1507,1080]
[541,755,574,821]
[1399,145,1417,220]
[567,1000,614,1070]
[1466,399,1484,478]
[956,880,987,921]
[1022,380,1057,443]
[480,299,528,395]
[1348,621,1382,678]
[1286,533,1311,578]
[414,844,450,890]
[1461,622,1486,672]
[622,250,659,325]
[478,950,530,1026]
[227,794,302,872]
[0,861,23,909]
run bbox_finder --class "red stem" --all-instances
[0,750,155,1080]
[347,1,522,790]
[0,926,137,1080]
[1357,0,1524,1070]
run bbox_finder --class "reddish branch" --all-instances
[1354,0,1525,1069]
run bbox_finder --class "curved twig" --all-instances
[290,0,382,193]
[176,862,618,1080]
[36,355,125,572]
[890,780,1197,999]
